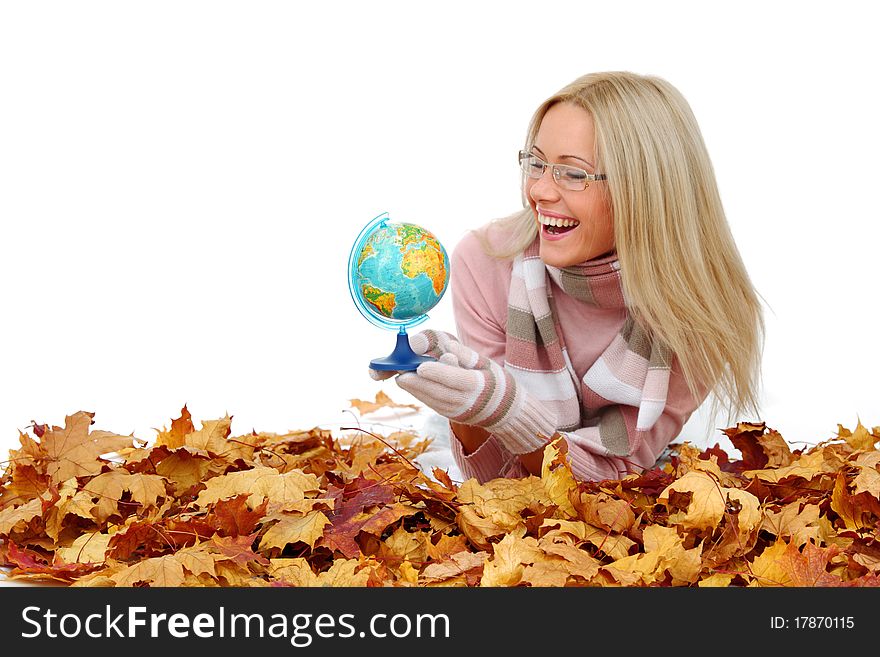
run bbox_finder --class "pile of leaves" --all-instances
[1,393,879,587]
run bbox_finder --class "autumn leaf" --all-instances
[349,390,419,414]
[259,510,331,552]
[836,419,880,451]
[659,470,761,535]
[40,411,134,483]
[2,405,880,588]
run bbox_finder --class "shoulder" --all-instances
[451,220,515,276]
[450,219,517,328]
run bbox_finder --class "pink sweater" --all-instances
[448,225,708,483]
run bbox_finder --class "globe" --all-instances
[348,212,450,371]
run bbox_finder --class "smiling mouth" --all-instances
[539,213,579,235]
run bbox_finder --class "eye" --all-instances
[560,167,587,182]
[525,157,545,174]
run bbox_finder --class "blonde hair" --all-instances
[479,71,766,425]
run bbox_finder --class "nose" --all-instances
[527,168,561,205]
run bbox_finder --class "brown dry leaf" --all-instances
[540,436,578,519]
[761,502,822,547]
[422,550,487,585]
[41,412,134,483]
[195,465,321,510]
[83,471,167,523]
[837,420,880,452]
[349,390,419,415]
[3,405,880,588]
[258,510,331,552]
[659,470,761,535]
[480,533,544,587]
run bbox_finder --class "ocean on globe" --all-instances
[355,222,450,322]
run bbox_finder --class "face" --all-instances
[526,101,615,268]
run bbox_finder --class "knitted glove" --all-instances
[394,332,557,455]
[367,330,460,381]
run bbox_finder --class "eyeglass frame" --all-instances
[518,149,607,191]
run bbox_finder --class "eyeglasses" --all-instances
[518,150,607,191]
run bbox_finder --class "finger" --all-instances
[408,331,431,356]
[413,361,479,392]
[369,367,396,381]
[438,352,460,368]
[409,329,460,357]
[395,372,471,413]
[443,339,487,370]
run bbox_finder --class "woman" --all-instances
[376,71,765,483]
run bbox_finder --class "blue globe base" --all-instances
[370,329,435,371]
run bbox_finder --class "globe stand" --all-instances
[369,327,434,371]
[349,211,450,373]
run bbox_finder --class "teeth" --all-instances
[539,213,579,228]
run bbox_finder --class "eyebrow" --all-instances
[532,145,595,169]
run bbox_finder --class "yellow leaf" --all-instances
[748,540,792,586]
[761,503,821,547]
[422,551,487,584]
[111,554,186,587]
[378,526,429,565]
[698,573,735,587]
[540,438,578,519]
[84,471,167,523]
[837,419,879,451]
[41,412,134,484]
[269,558,320,586]
[398,560,419,584]
[480,534,543,587]
[659,470,761,534]
[195,465,321,509]
[314,558,372,586]
[744,449,842,483]
[259,511,331,551]
[0,490,52,535]
[349,391,419,415]
[56,532,112,564]
[852,452,880,498]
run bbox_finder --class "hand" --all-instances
[367,329,461,381]
[394,336,556,455]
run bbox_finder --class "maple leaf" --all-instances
[208,494,268,536]
[259,510,331,552]
[851,451,880,498]
[155,405,196,448]
[749,540,845,587]
[536,539,601,583]
[659,470,761,535]
[3,403,879,589]
[480,533,543,587]
[724,421,793,469]
[836,419,880,452]
[761,502,822,547]
[744,448,844,484]
[422,550,487,585]
[40,411,134,484]
[82,471,168,523]
[195,465,321,510]
[111,552,192,587]
[539,437,578,519]
[349,390,419,414]
[0,494,45,536]
[55,532,113,564]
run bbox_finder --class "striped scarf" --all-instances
[504,239,672,457]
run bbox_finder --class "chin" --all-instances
[538,243,581,268]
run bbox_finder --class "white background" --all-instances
[1,0,878,475]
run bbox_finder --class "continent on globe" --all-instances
[361,284,396,318]
[354,222,449,321]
